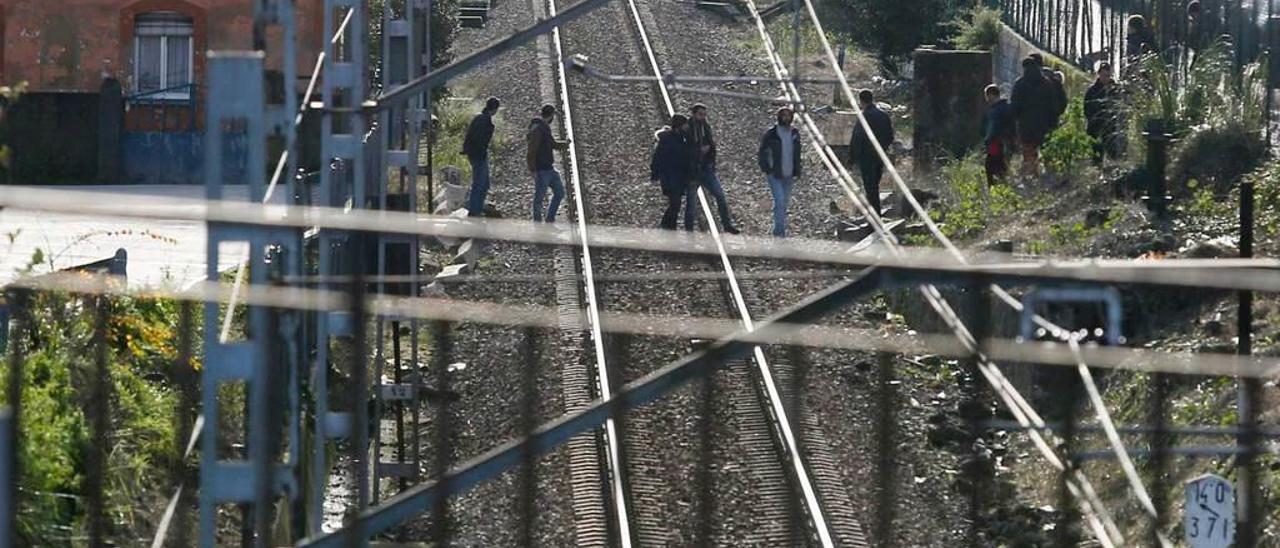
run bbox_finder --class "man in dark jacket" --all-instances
[982,84,1015,186]
[848,89,894,216]
[1029,54,1067,128]
[1011,56,1057,176]
[686,104,739,234]
[758,106,802,237]
[1084,62,1123,162]
[462,96,500,216]
[1125,15,1156,61]
[526,104,570,222]
[650,114,693,230]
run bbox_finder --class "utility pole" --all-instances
[1236,178,1259,547]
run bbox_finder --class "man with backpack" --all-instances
[1011,56,1059,177]
[982,84,1015,185]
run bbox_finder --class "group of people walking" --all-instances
[463,94,899,237]
[650,93,896,237]
[980,53,1123,186]
[649,104,742,234]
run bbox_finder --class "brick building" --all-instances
[0,0,327,183]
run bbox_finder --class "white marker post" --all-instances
[1185,473,1235,548]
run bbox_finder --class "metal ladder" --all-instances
[371,0,431,504]
[309,0,371,536]
[198,47,305,547]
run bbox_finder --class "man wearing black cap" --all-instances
[526,104,570,222]
[463,96,500,216]
[758,106,802,237]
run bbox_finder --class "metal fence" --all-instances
[997,0,1280,73]
[0,0,1279,546]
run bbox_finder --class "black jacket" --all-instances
[849,105,894,168]
[650,126,691,195]
[1042,68,1068,126]
[462,111,495,161]
[1084,80,1121,137]
[1126,28,1156,59]
[758,125,802,179]
[687,118,717,171]
[983,99,1015,147]
[527,117,555,172]
[1011,70,1058,143]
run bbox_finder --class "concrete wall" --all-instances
[912,49,991,166]
[0,0,325,93]
[992,24,1090,98]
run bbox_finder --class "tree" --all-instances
[824,0,962,72]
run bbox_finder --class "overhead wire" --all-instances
[18,271,1280,379]
[220,6,356,344]
[546,0,634,541]
[5,187,1280,292]
[623,0,838,543]
[790,2,1170,542]
[738,0,1131,543]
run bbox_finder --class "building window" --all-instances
[134,12,193,99]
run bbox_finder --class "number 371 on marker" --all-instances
[1184,474,1235,548]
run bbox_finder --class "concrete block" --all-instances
[436,263,469,279]
[434,207,470,247]
[452,239,481,266]
[912,49,991,171]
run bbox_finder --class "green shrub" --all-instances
[949,6,1002,50]
[1127,38,1268,140]
[1041,98,1098,174]
[1245,159,1280,244]
[2,293,183,545]
[1168,121,1266,195]
[822,0,966,71]
[934,153,1024,239]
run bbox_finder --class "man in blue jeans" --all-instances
[757,106,802,237]
[526,104,569,222]
[462,96,500,216]
[686,104,740,234]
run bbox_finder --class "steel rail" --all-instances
[374,0,614,108]
[621,1,837,545]
[792,2,1167,542]
[545,0,634,543]
[293,270,883,548]
[737,1,1128,543]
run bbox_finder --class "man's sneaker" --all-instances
[723,225,741,235]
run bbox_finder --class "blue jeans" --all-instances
[693,167,735,229]
[532,169,565,222]
[768,175,794,237]
[467,156,490,216]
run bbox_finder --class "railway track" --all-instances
[538,0,871,544]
